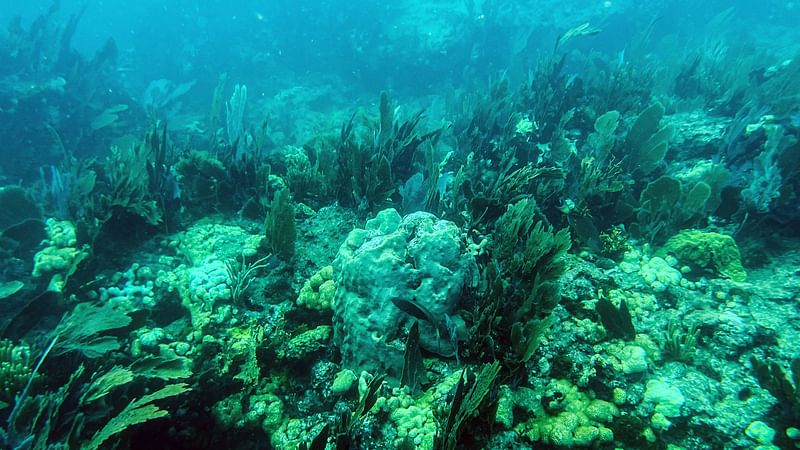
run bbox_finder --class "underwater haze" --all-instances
[1,0,800,448]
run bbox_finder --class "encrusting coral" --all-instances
[658,229,746,282]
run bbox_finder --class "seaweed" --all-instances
[660,321,699,363]
[92,122,179,242]
[462,198,570,375]
[224,253,272,306]
[493,199,571,322]
[510,318,552,365]
[400,321,425,393]
[633,174,720,245]
[83,383,190,450]
[595,298,636,341]
[623,102,675,177]
[54,302,134,358]
[265,188,296,261]
[335,93,443,214]
[750,356,800,440]
[434,362,500,450]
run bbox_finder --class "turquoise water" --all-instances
[1,1,799,449]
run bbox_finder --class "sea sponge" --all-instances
[332,209,473,380]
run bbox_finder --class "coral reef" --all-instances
[1,3,799,448]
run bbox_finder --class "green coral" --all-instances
[659,229,746,282]
[517,379,617,447]
[0,339,32,407]
[230,392,285,434]
[297,265,336,310]
[642,379,685,431]
[213,393,245,430]
[32,219,89,292]
[331,369,357,395]
[174,221,262,265]
[380,370,462,449]
[279,326,331,360]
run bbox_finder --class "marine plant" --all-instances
[284,145,332,207]
[54,302,134,358]
[83,383,190,450]
[465,198,571,374]
[174,150,230,214]
[0,303,191,449]
[265,188,296,260]
[2,3,800,449]
[335,112,395,212]
[750,356,800,446]
[660,320,700,363]
[331,373,387,448]
[92,123,178,242]
[633,174,726,245]
[0,186,42,232]
[492,199,571,322]
[595,297,636,341]
[335,92,443,214]
[622,102,675,177]
[224,253,272,306]
[433,362,500,450]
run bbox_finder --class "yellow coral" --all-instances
[659,229,746,282]
[518,379,617,447]
[297,266,336,310]
[0,339,31,405]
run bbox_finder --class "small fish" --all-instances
[391,297,455,357]
[391,297,439,330]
